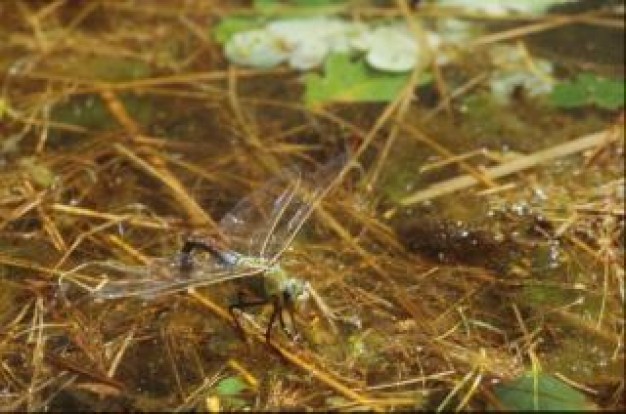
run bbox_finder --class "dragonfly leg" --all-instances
[277,304,288,335]
[266,297,282,344]
[229,293,296,345]
[283,303,300,341]
[267,296,300,343]
[229,291,270,341]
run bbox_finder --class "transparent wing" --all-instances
[260,153,347,261]
[89,154,346,300]
[219,154,346,262]
[217,167,302,258]
[91,254,262,300]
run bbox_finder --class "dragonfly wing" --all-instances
[218,167,302,258]
[92,256,262,300]
[90,155,345,301]
[259,153,347,261]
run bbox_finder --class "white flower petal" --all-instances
[289,39,329,70]
[225,30,289,68]
[365,25,418,72]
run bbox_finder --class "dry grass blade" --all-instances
[98,90,218,229]
[400,127,622,205]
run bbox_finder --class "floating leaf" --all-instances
[219,16,438,73]
[551,73,625,110]
[214,377,250,410]
[215,376,248,396]
[550,80,588,108]
[253,0,348,15]
[304,54,430,107]
[592,78,625,109]
[493,371,596,411]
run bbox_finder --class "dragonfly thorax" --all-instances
[235,258,310,308]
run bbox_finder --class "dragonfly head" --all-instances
[283,278,311,310]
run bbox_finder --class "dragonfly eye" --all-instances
[284,279,310,305]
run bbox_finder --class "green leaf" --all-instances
[577,72,598,88]
[550,73,625,110]
[594,79,625,110]
[213,16,266,44]
[304,54,428,107]
[493,372,596,411]
[215,376,248,396]
[550,82,589,108]
[253,0,348,15]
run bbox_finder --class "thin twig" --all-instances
[400,128,622,206]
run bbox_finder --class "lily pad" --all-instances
[551,73,625,110]
[304,54,430,107]
[253,0,348,15]
[215,376,248,396]
[214,376,250,410]
[493,371,596,411]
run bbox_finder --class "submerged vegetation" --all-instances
[0,0,623,411]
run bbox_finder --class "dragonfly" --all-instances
[89,154,348,342]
